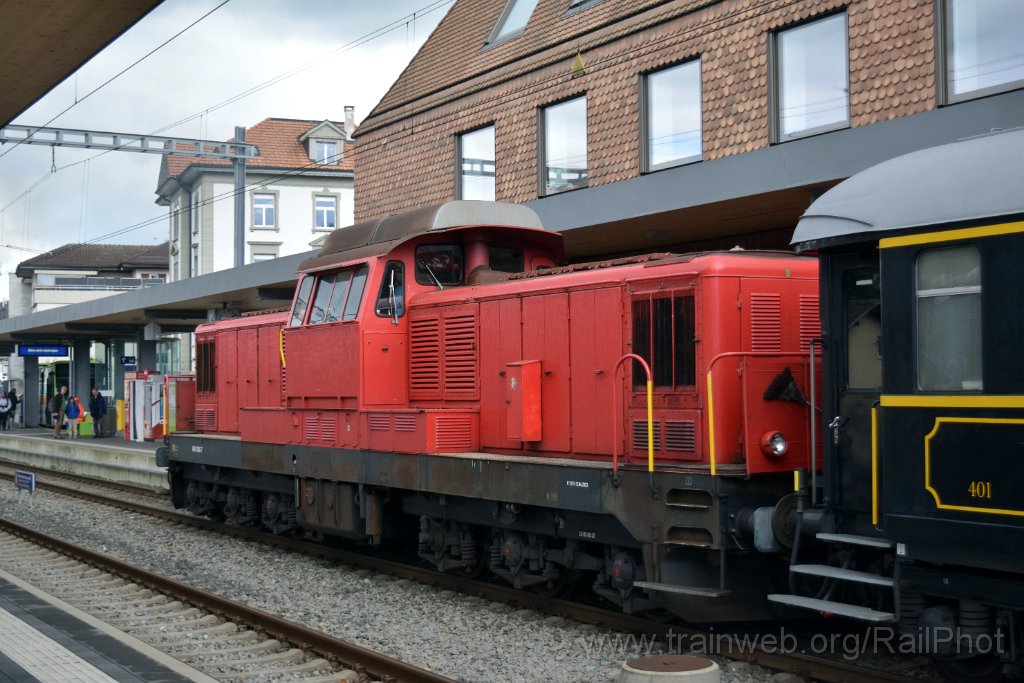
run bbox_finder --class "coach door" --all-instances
[823,251,881,519]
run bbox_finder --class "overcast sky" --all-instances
[0,0,450,299]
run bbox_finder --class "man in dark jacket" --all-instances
[89,387,107,438]
[51,386,67,439]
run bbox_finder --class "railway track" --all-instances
[5,467,939,683]
[0,517,454,683]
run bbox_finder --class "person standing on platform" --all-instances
[65,395,83,439]
[51,386,67,439]
[0,391,10,431]
[8,389,19,428]
[89,388,107,438]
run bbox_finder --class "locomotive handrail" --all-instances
[613,354,654,478]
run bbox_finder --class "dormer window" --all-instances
[300,120,348,165]
[315,140,338,165]
[488,0,539,44]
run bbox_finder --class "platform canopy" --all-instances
[792,128,1024,251]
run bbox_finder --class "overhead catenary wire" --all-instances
[0,0,454,249]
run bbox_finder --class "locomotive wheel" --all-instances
[531,566,576,598]
[933,654,1004,683]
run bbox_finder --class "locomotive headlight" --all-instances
[760,431,788,457]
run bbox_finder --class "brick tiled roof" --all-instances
[15,243,169,278]
[363,0,689,131]
[160,118,354,181]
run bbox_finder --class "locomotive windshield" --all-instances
[290,266,369,326]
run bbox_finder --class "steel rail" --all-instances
[22,474,932,683]
[0,516,454,683]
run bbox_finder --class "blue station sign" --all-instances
[15,470,36,493]
[18,345,68,357]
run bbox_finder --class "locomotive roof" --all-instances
[792,127,1024,251]
[299,200,556,272]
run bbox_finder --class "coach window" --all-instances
[771,13,849,141]
[415,244,464,286]
[375,261,406,320]
[941,0,1024,103]
[289,275,314,326]
[632,292,696,389]
[916,246,982,391]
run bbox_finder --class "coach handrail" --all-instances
[613,354,654,481]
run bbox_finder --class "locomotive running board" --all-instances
[633,581,730,598]
[767,594,895,622]
[788,564,895,587]
[815,532,893,549]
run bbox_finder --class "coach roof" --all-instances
[792,127,1024,251]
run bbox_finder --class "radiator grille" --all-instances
[664,420,697,453]
[195,406,217,431]
[750,293,782,351]
[632,420,661,451]
[799,294,821,352]
[409,317,441,397]
[368,414,391,431]
[434,415,473,451]
[443,314,478,395]
[394,415,416,432]
[304,415,337,442]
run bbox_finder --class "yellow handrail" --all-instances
[613,354,654,475]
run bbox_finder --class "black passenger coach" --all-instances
[772,128,1024,682]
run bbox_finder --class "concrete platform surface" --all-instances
[0,430,166,491]
[0,570,215,682]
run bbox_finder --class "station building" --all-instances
[354,0,1024,258]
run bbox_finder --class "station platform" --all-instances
[0,570,214,683]
[0,430,166,491]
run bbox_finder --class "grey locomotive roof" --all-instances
[299,200,548,272]
[792,127,1024,250]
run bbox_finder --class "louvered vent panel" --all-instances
[443,313,478,396]
[665,421,697,453]
[750,293,782,351]
[409,316,441,396]
[368,414,391,431]
[319,416,337,442]
[304,416,320,441]
[434,416,473,451]
[799,295,821,352]
[195,407,217,431]
[394,415,416,432]
[633,420,662,451]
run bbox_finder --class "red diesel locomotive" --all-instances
[163,201,819,620]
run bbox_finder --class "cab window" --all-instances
[415,244,463,286]
[289,276,314,326]
[489,245,524,273]
[375,261,406,319]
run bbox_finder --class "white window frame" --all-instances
[313,193,339,232]
[252,191,278,230]
[315,140,339,165]
[249,241,282,264]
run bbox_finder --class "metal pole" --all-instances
[233,126,246,269]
